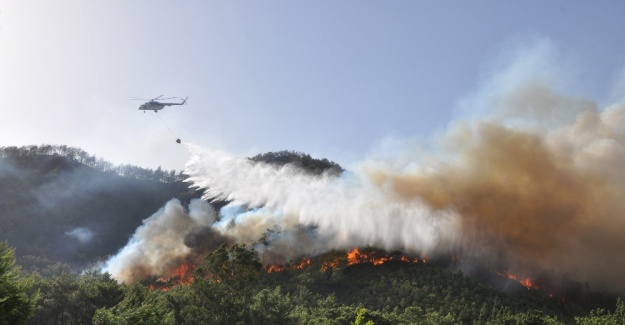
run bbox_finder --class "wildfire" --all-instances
[265,258,310,273]
[149,262,196,291]
[321,258,340,272]
[347,248,422,266]
[149,251,557,300]
[266,264,284,273]
[168,263,195,285]
[265,248,423,274]
[292,258,311,269]
[498,270,539,291]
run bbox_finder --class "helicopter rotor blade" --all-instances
[131,95,182,101]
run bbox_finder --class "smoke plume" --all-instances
[104,40,625,292]
[102,199,229,283]
[65,227,95,244]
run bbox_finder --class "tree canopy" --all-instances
[249,150,344,176]
[0,241,36,325]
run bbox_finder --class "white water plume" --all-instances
[184,145,461,259]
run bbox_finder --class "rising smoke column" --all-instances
[367,102,625,291]
[102,199,230,283]
[359,41,625,291]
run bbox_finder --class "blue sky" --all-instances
[1,1,624,170]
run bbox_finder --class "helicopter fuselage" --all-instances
[138,98,187,112]
[139,101,166,112]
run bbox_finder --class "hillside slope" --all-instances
[0,145,203,272]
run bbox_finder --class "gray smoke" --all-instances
[102,199,226,283]
[65,227,95,244]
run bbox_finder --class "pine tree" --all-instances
[0,241,36,325]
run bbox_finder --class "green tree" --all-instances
[166,244,264,324]
[352,308,375,325]
[0,241,36,325]
[26,271,123,325]
[203,243,262,290]
[74,272,124,324]
[167,278,232,325]
[249,287,295,324]
[93,283,174,325]
[27,273,78,324]
[575,298,625,325]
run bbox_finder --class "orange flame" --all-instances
[498,270,539,290]
[264,249,423,274]
[321,258,340,272]
[169,263,195,286]
[347,248,421,266]
[149,262,196,291]
[266,264,284,273]
[292,258,311,269]
[265,258,311,273]
[347,248,387,265]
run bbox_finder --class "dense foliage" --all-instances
[9,244,622,325]
[0,242,36,325]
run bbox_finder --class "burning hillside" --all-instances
[148,262,196,292]
[141,246,555,300]
[264,248,424,274]
[102,43,625,295]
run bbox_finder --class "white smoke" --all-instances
[102,199,219,283]
[65,227,95,244]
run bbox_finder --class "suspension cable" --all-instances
[154,113,179,139]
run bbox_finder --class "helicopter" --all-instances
[134,95,188,112]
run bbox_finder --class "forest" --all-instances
[1,145,624,324]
